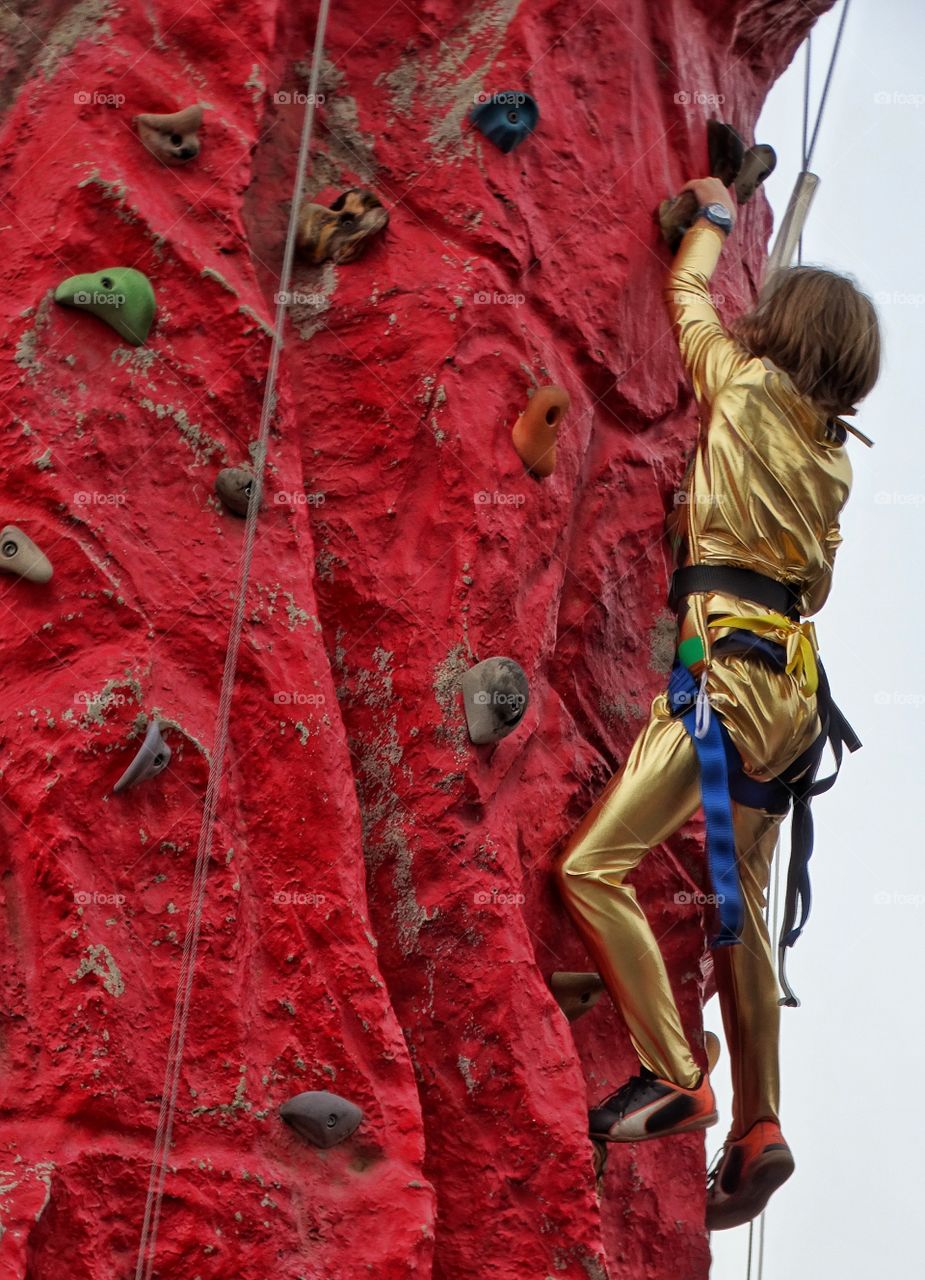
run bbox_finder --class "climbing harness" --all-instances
[667,565,861,1002]
[132,3,332,1277]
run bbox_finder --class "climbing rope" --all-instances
[797,0,852,264]
[133,3,332,1276]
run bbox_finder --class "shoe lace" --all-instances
[606,1068,658,1119]
[706,1141,728,1191]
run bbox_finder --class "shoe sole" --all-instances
[707,1148,796,1230]
[593,1108,718,1144]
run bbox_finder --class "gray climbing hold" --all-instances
[550,972,605,1023]
[215,466,257,517]
[113,720,171,794]
[279,1090,363,1148]
[135,104,204,165]
[54,267,156,346]
[462,657,529,745]
[0,525,52,583]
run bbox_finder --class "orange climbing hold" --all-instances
[512,385,570,477]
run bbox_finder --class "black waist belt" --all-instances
[669,565,801,620]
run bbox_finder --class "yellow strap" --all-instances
[709,612,819,697]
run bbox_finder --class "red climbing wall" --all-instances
[0,1,833,1277]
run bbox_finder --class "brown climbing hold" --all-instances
[734,143,777,203]
[0,525,53,583]
[296,188,389,264]
[658,120,745,251]
[550,971,605,1023]
[512,385,570,478]
[705,1029,722,1073]
[135,104,204,165]
[215,466,257,517]
[707,120,745,187]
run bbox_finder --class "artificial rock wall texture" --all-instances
[0,1,832,1277]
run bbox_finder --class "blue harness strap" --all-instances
[668,628,861,1000]
[667,660,744,947]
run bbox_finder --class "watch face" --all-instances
[707,202,732,222]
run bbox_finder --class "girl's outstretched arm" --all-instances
[663,176,756,407]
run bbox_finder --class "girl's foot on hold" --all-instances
[707,1120,795,1230]
[589,1067,718,1142]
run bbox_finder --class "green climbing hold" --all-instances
[54,267,156,346]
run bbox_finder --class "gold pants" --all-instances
[556,668,808,1137]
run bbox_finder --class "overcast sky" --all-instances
[707,2,925,1275]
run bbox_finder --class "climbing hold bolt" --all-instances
[658,120,746,251]
[550,971,605,1023]
[296,188,389,264]
[215,466,257,517]
[470,91,539,153]
[135,104,204,165]
[0,525,52,583]
[54,267,156,346]
[279,1090,363,1148]
[462,657,529,745]
[512,385,571,478]
[113,720,171,794]
[734,143,777,204]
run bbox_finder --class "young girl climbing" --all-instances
[556,174,880,1229]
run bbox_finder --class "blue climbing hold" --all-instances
[470,91,539,153]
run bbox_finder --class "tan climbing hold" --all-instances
[550,971,605,1022]
[705,1029,722,1074]
[215,465,257,517]
[0,525,53,583]
[512,385,570,478]
[296,188,389,264]
[135,104,204,165]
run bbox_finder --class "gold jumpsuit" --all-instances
[557,222,852,1137]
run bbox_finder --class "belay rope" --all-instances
[133,3,333,1276]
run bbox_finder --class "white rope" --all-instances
[133,3,332,1274]
[797,0,852,264]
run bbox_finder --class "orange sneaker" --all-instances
[589,1067,718,1143]
[707,1120,795,1230]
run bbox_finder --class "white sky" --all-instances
[708,2,925,1275]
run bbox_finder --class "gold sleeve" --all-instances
[663,222,756,406]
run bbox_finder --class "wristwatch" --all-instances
[695,201,735,233]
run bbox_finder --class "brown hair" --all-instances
[731,266,881,416]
